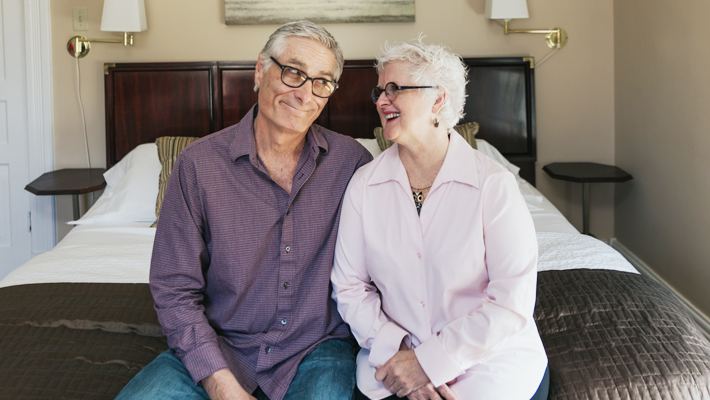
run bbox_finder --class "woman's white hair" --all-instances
[254,20,344,91]
[375,35,469,130]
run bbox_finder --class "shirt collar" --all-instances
[229,104,329,163]
[434,131,479,189]
[367,131,479,190]
[368,143,408,189]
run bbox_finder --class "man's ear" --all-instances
[254,53,265,89]
[432,89,447,114]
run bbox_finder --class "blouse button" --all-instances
[281,318,287,325]
[420,301,425,308]
[285,246,291,253]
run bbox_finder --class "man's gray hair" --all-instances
[375,35,469,130]
[254,21,344,92]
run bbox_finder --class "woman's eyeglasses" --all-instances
[370,82,438,104]
[270,57,339,98]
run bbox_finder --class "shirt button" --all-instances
[420,301,425,308]
[285,246,291,252]
[283,282,290,289]
[281,318,287,325]
[265,346,271,354]
[417,253,422,259]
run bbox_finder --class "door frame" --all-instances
[25,0,55,253]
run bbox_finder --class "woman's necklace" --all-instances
[411,185,432,215]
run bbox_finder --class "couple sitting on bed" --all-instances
[117,21,549,400]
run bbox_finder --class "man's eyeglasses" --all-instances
[270,57,339,98]
[370,82,438,104]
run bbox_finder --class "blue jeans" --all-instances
[530,365,550,400]
[116,338,356,400]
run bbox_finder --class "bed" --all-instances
[2,58,709,399]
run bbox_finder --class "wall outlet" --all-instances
[73,7,88,31]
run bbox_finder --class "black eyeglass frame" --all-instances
[370,82,438,104]
[269,56,339,98]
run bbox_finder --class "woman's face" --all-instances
[375,61,437,145]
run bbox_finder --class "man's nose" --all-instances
[294,79,314,102]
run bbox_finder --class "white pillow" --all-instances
[103,155,128,188]
[69,143,161,224]
[475,139,521,176]
[355,138,382,158]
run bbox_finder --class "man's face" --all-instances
[254,37,336,137]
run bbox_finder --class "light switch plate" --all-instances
[73,7,88,31]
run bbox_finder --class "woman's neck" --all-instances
[398,128,450,189]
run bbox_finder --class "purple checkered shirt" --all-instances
[150,105,372,400]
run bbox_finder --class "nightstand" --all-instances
[25,168,106,220]
[543,162,632,236]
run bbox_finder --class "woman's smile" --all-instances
[385,112,401,122]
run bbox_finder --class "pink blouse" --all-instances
[331,132,547,399]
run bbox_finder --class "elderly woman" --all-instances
[331,39,549,400]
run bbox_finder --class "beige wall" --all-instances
[614,1,710,315]
[51,0,615,240]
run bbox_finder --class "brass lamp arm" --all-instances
[503,21,568,49]
[67,33,135,58]
[506,28,559,35]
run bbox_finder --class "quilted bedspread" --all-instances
[535,269,710,400]
[2,270,710,399]
[0,283,167,399]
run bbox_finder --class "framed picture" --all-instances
[225,0,415,25]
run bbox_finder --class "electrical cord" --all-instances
[535,48,559,68]
[75,56,91,169]
[75,57,98,205]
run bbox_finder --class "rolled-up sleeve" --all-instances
[150,154,230,384]
[415,171,538,387]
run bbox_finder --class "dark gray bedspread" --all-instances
[2,270,710,399]
[535,269,710,400]
[0,283,167,399]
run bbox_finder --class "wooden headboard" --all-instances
[105,57,536,184]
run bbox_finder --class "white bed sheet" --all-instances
[0,223,155,288]
[517,177,579,235]
[0,169,635,288]
[537,232,637,273]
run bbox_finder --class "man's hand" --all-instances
[201,369,256,400]
[407,382,459,400]
[374,350,429,397]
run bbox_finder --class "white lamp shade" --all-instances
[101,0,147,32]
[485,0,529,20]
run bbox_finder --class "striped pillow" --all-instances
[373,122,479,151]
[454,122,480,149]
[151,136,199,227]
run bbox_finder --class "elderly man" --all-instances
[116,21,372,400]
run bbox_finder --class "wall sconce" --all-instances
[486,0,568,51]
[67,0,147,58]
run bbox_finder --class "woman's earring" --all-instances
[433,116,440,128]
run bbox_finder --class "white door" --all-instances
[0,0,32,279]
